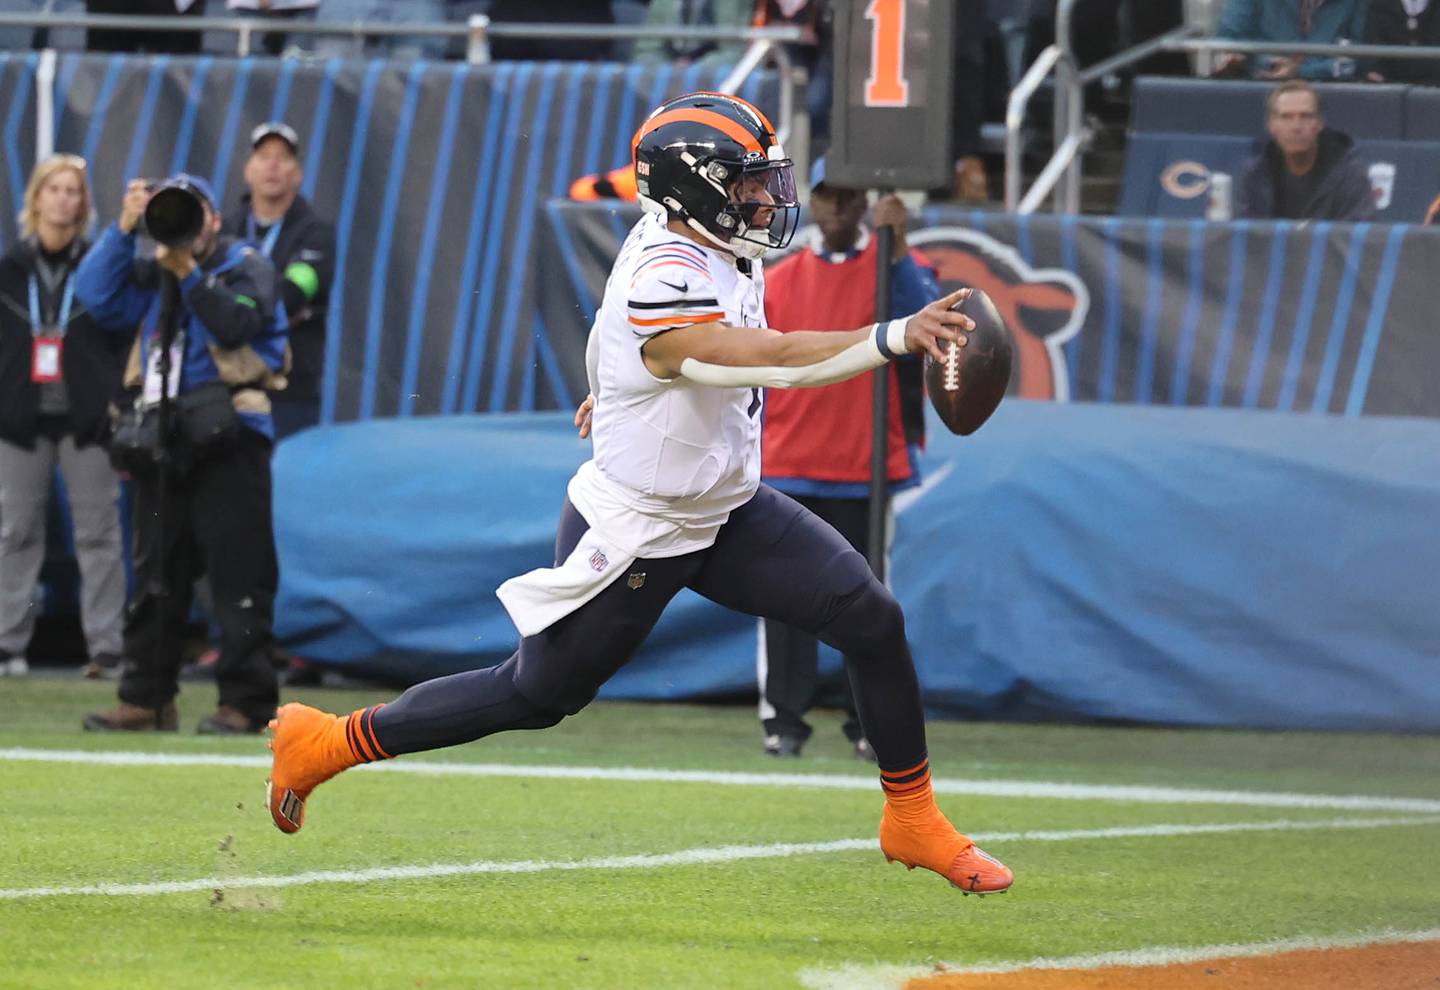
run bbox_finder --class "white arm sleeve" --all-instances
[679,319,909,389]
[585,324,600,397]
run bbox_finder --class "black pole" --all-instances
[867,218,894,581]
[150,270,180,674]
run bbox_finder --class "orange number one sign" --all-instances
[863,0,910,107]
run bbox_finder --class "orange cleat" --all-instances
[878,804,1014,895]
[265,702,363,834]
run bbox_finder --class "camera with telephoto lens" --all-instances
[141,178,209,247]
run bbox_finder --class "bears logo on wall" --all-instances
[908,228,1090,401]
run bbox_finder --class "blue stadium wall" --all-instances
[2,53,1435,729]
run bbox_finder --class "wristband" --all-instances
[873,319,908,360]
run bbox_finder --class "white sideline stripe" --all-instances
[4,747,1440,813]
[798,927,1440,990]
[1,814,1436,901]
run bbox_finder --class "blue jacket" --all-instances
[75,224,287,439]
[1217,0,1367,80]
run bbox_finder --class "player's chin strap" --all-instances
[678,319,909,389]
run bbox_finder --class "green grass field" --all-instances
[3,678,1439,989]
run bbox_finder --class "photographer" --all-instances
[0,154,127,680]
[226,122,334,440]
[76,174,287,735]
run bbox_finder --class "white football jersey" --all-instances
[568,211,767,559]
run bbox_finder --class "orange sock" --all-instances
[340,704,393,765]
[880,759,939,822]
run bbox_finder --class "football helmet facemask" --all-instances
[632,92,799,260]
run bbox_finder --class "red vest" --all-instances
[761,238,912,485]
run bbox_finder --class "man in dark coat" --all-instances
[1238,80,1376,221]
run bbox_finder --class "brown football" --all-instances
[924,288,1014,436]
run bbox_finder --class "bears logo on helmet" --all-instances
[632,92,800,260]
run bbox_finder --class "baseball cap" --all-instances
[809,156,827,192]
[250,121,300,156]
[166,172,216,210]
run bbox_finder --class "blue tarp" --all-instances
[274,402,1440,731]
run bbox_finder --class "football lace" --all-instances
[944,339,961,391]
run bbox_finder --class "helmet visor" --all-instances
[730,160,800,251]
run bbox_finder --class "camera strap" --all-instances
[142,330,186,408]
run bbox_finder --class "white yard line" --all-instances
[3,746,1439,812]
[1,814,1436,901]
[798,926,1440,990]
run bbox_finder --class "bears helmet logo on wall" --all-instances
[908,228,1090,401]
[1160,160,1213,200]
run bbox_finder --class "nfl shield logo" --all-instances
[589,549,608,572]
[627,572,646,590]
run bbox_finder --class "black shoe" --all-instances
[82,653,123,680]
[196,705,267,735]
[851,736,878,763]
[83,701,179,732]
[283,658,323,687]
[179,648,219,682]
[763,734,804,757]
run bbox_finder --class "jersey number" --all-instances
[863,0,910,108]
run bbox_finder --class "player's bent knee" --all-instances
[511,667,595,722]
[818,578,906,659]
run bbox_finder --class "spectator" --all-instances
[313,0,444,59]
[755,159,939,759]
[1364,0,1440,83]
[1425,191,1440,223]
[1237,80,1376,221]
[85,0,208,54]
[226,122,335,440]
[0,154,127,680]
[949,0,995,202]
[633,0,753,66]
[0,0,53,52]
[484,0,618,61]
[77,174,287,735]
[1213,0,1367,81]
[225,0,320,56]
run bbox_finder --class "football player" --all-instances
[267,92,1012,895]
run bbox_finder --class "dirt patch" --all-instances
[906,939,1440,989]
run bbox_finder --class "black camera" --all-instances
[142,178,209,248]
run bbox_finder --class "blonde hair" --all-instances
[19,154,94,238]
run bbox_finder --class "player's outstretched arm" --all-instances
[642,288,975,388]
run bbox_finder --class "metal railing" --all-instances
[1008,0,1440,216]
[0,12,803,61]
[1004,44,1060,212]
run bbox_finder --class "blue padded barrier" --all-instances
[271,403,1440,731]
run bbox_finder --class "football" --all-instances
[924,288,1014,435]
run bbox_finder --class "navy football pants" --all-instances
[371,485,927,771]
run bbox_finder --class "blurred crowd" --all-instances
[3,2,1437,206]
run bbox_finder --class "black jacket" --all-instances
[0,237,127,449]
[224,193,335,400]
[1367,0,1440,83]
[1238,128,1377,222]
